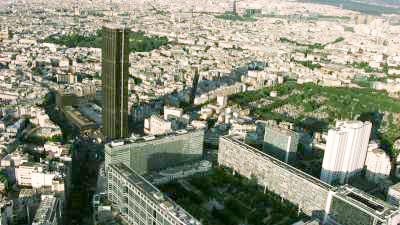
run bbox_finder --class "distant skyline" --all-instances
[1,0,399,224]
[300,0,400,15]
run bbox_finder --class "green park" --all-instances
[229,82,400,159]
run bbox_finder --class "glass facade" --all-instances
[105,129,204,175]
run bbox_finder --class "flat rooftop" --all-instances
[32,195,58,224]
[79,103,102,124]
[106,127,202,149]
[63,106,97,129]
[334,185,400,220]
[265,124,298,137]
[144,160,211,182]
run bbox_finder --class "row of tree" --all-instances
[43,30,168,53]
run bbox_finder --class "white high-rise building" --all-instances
[320,121,372,184]
[365,148,391,183]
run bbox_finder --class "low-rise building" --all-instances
[32,194,62,225]
[15,163,56,188]
[43,142,66,158]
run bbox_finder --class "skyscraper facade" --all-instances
[102,24,129,140]
[320,121,372,184]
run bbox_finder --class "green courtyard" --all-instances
[158,167,307,225]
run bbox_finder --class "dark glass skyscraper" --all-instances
[102,25,129,140]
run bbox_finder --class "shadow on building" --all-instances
[146,152,203,173]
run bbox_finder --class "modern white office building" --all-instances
[320,121,372,184]
[105,128,204,175]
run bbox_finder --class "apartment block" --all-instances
[107,163,201,225]
[218,136,331,217]
[218,136,400,225]
[321,121,372,184]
